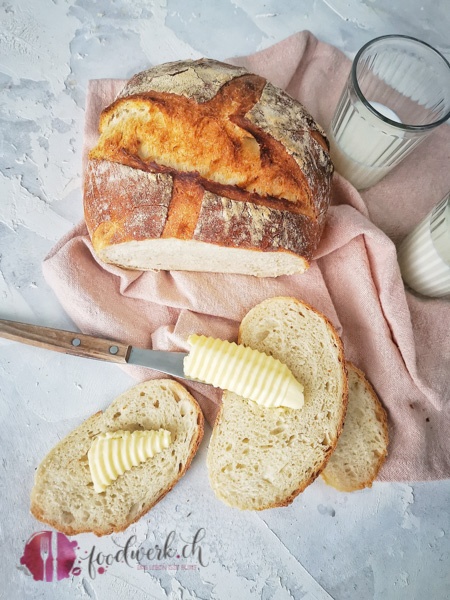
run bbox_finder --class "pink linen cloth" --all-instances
[43,31,450,482]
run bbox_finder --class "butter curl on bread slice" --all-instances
[184,334,304,409]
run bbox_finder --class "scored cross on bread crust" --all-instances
[84,59,333,276]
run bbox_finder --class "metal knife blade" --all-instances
[0,318,188,380]
[127,347,187,379]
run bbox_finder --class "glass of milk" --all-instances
[329,35,450,190]
[397,192,450,298]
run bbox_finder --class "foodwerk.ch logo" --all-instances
[20,528,208,581]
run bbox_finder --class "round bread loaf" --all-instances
[84,59,333,277]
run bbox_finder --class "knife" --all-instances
[0,319,188,380]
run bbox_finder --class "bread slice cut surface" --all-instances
[30,379,204,536]
[321,362,389,492]
[207,296,347,510]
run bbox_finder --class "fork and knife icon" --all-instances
[39,533,58,582]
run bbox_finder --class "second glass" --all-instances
[397,192,450,298]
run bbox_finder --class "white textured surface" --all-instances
[1,1,450,598]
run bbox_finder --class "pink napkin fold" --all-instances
[43,31,450,482]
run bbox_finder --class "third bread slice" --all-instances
[207,296,348,510]
[321,362,389,491]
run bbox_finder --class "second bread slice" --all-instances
[207,296,348,510]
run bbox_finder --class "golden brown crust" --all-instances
[193,192,323,259]
[118,58,250,104]
[83,59,333,274]
[244,82,332,217]
[162,177,205,240]
[90,75,311,204]
[84,161,323,265]
[84,159,173,251]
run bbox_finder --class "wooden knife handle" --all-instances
[0,319,131,364]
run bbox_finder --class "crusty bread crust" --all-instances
[31,379,204,536]
[207,296,348,510]
[321,362,388,492]
[83,59,333,276]
[85,159,324,267]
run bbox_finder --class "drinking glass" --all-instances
[397,192,450,298]
[329,35,450,190]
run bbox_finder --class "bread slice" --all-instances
[207,296,348,510]
[30,379,204,536]
[321,362,389,491]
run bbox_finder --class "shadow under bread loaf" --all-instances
[84,59,333,277]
